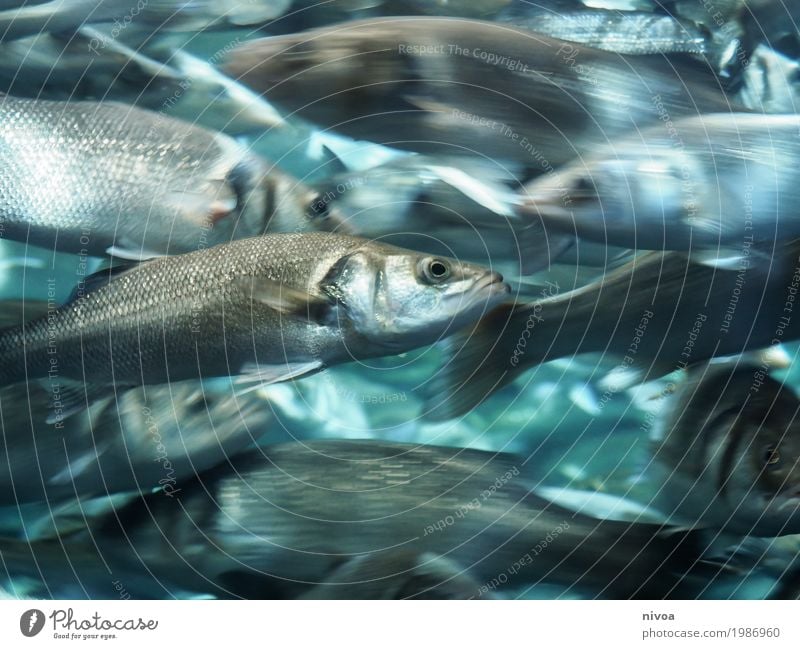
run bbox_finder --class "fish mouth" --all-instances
[469,271,510,303]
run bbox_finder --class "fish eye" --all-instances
[762,444,782,469]
[419,258,451,284]
[308,195,331,220]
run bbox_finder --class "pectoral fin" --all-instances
[105,243,164,262]
[235,360,324,391]
[232,276,338,325]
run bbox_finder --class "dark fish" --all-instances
[225,17,734,168]
[0,95,321,259]
[649,364,800,537]
[0,378,271,504]
[0,441,707,598]
[0,233,508,390]
[426,242,800,419]
[520,113,800,252]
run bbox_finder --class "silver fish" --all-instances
[519,113,800,251]
[0,377,271,504]
[0,233,508,391]
[311,155,573,276]
[497,6,708,55]
[0,441,708,598]
[225,17,734,167]
[0,95,320,259]
[647,364,800,537]
[426,242,800,419]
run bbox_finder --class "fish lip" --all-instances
[470,271,509,301]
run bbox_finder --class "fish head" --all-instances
[521,152,688,246]
[321,242,510,351]
[711,374,800,535]
[302,187,356,234]
[252,171,350,234]
[748,388,800,528]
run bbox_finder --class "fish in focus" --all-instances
[225,17,734,168]
[426,242,800,419]
[0,95,324,259]
[0,233,508,391]
[0,377,272,504]
[647,364,800,537]
[519,113,800,251]
[0,441,708,599]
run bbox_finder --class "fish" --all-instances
[0,0,295,42]
[497,5,709,55]
[0,233,508,394]
[0,31,286,137]
[518,113,800,251]
[0,377,272,504]
[273,0,512,33]
[425,241,800,419]
[0,94,322,260]
[225,17,735,168]
[736,44,800,114]
[647,364,800,537]
[310,155,574,276]
[0,441,709,598]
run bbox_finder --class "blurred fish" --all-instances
[737,44,800,113]
[278,0,511,31]
[648,365,800,537]
[296,0,511,18]
[311,155,573,276]
[0,233,508,392]
[225,17,734,168]
[0,441,709,598]
[0,377,271,504]
[0,95,321,259]
[426,242,800,419]
[498,4,708,55]
[732,0,800,59]
[0,29,286,136]
[520,113,800,252]
[0,0,294,42]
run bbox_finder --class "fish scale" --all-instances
[0,232,508,389]
[0,95,335,259]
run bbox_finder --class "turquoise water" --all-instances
[0,1,798,600]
